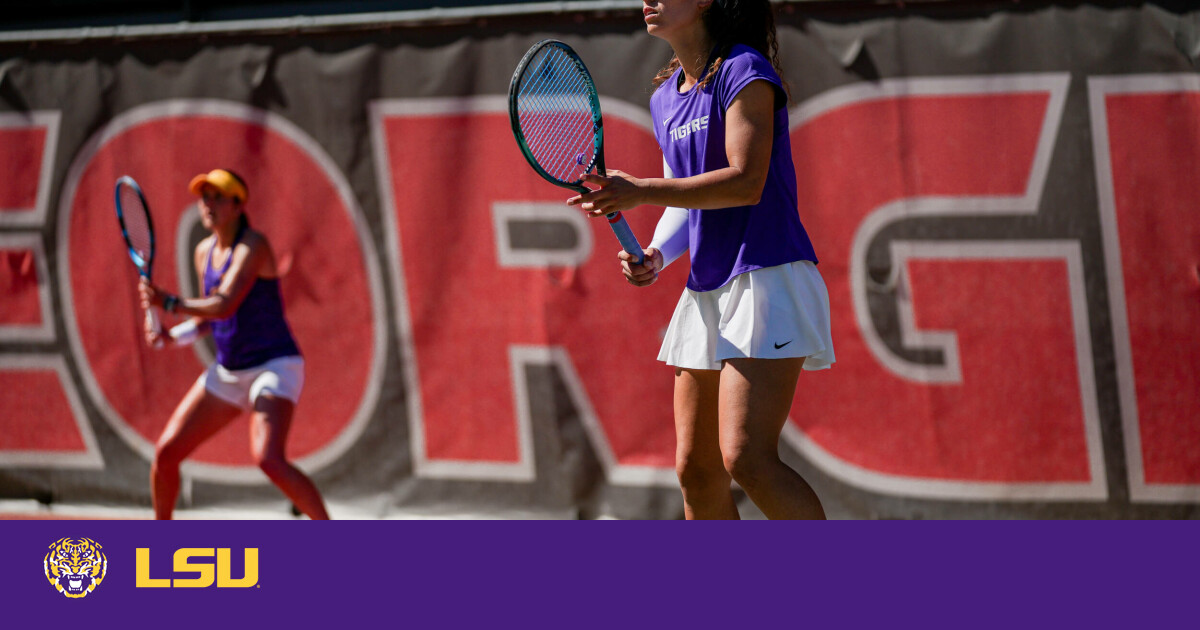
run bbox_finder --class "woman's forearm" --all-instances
[170,294,236,320]
[639,166,766,210]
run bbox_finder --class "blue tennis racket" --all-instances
[508,39,644,265]
[114,175,163,347]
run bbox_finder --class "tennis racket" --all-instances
[508,39,644,265]
[113,175,163,348]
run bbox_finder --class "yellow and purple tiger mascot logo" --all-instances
[44,537,107,598]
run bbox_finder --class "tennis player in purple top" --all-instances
[568,0,834,519]
[138,169,329,520]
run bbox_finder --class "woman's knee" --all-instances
[153,438,186,471]
[254,450,290,479]
[676,451,729,493]
[722,446,774,491]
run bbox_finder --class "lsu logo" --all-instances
[44,538,107,599]
[135,548,259,588]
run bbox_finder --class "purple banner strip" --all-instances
[0,520,1193,628]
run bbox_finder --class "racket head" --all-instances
[114,175,156,279]
[509,39,605,194]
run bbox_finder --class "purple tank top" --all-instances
[649,44,818,291]
[203,226,301,370]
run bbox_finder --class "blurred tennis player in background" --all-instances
[139,169,329,520]
[569,0,833,519]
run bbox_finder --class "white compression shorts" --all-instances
[200,355,305,410]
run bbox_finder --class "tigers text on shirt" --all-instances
[668,115,710,142]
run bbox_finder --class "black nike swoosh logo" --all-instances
[774,340,792,349]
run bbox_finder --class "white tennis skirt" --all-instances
[658,261,835,371]
[201,355,305,410]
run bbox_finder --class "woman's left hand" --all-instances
[138,277,165,310]
[566,169,646,217]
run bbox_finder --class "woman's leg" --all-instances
[152,379,244,519]
[249,394,330,520]
[674,367,739,519]
[718,357,825,520]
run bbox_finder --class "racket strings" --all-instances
[520,80,589,175]
[516,47,598,184]
[528,94,594,179]
[520,49,587,140]
[118,185,153,266]
[523,70,589,149]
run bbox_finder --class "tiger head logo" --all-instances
[44,537,107,598]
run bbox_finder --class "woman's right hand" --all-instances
[144,312,166,347]
[138,278,167,347]
[620,248,663,287]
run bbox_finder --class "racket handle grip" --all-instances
[605,212,644,266]
[146,306,164,349]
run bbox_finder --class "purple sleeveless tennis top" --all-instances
[650,44,818,292]
[203,226,301,370]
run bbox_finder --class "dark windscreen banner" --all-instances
[0,3,1197,519]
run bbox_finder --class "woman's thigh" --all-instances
[157,377,244,458]
[673,367,723,463]
[717,357,804,454]
[249,394,296,462]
